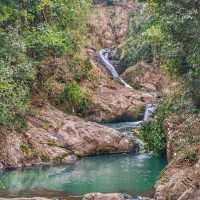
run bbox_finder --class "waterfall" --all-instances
[98,49,119,79]
[98,48,157,127]
[98,49,132,88]
[143,104,157,121]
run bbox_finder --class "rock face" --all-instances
[87,2,135,48]
[82,193,132,200]
[87,81,154,122]
[0,105,135,169]
[121,62,173,96]
[154,112,200,200]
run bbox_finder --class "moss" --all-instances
[183,148,198,163]
[40,154,50,162]
[47,139,58,147]
[20,144,32,155]
[54,153,69,163]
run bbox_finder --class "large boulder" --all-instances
[121,62,171,95]
[0,105,136,169]
[87,81,154,122]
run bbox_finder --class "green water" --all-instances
[0,153,166,197]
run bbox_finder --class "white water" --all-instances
[98,49,132,88]
[98,48,157,126]
[144,104,157,122]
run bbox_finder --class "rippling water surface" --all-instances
[0,153,166,197]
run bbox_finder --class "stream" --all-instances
[0,102,166,199]
[0,49,166,199]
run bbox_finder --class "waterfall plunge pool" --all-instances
[0,153,166,198]
[0,115,166,198]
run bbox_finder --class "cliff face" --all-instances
[155,111,200,200]
[86,1,135,48]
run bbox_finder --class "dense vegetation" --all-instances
[122,0,200,104]
[119,0,200,154]
[0,0,92,130]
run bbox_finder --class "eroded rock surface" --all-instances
[87,2,135,48]
[83,193,132,200]
[154,112,200,200]
[121,62,174,96]
[87,81,154,122]
[0,105,135,169]
[0,106,134,168]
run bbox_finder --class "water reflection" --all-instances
[0,154,166,197]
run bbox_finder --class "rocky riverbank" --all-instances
[0,104,136,169]
[0,193,153,200]
[154,111,200,200]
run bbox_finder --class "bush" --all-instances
[73,58,93,82]
[57,83,91,114]
[140,93,185,155]
[141,119,166,155]
[0,0,92,130]
[118,12,161,67]
[183,148,198,163]
[24,25,70,60]
[186,68,200,108]
[0,31,35,130]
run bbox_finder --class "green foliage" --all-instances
[146,0,200,105]
[183,148,198,163]
[140,93,185,155]
[57,83,91,114]
[121,0,200,108]
[141,119,165,155]
[119,11,163,66]
[24,25,70,60]
[186,67,200,107]
[73,58,93,82]
[0,0,92,129]
[0,31,35,130]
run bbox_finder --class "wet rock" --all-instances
[87,82,154,122]
[83,193,132,200]
[0,105,136,169]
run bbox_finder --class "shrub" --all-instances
[0,0,92,130]
[73,58,93,82]
[57,83,91,114]
[0,31,35,130]
[186,68,200,108]
[24,25,70,60]
[141,119,166,155]
[140,93,185,155]
[183,148,198,163]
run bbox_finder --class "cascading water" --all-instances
[143,104,157,122]
[98,49,132,89]
[98,48,157,129]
